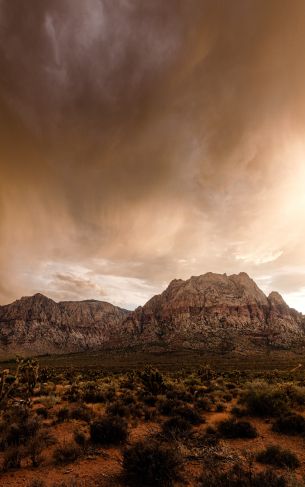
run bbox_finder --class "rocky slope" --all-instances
[121,272,305,353]
[0,272,304,356]
[0,293,130,355]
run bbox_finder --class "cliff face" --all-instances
[0,272,304,356]
[121,272,305,352]
[0,293,130,355]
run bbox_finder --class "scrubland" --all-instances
[1,356,305,486]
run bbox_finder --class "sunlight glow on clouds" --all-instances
[1,1,305,312]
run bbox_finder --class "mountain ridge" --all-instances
[0,272,304,356]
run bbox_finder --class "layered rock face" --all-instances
[122,272,305,352]
[0,272,304,356]
[0,293,130,355]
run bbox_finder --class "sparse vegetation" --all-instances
[199,463,288,487]
[90,415,128,445]
[1,356,305,485]
[256,445,300,469]
[272,412,305,435]
[217,418,258,439]
[123,440,181,486]
[53,442,82,465]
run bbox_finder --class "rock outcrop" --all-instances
[0,272,304,356]
[121,272,305,353]
[0,293,130,355]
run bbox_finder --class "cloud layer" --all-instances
[1,0,305,310]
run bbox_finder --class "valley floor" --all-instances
[1,355,305,486]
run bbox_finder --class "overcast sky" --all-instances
[1,0,305,311]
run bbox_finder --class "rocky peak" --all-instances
[0,294,130,356]
[268,291,287,307]
[122,271,305,353]
[159,272,268,308]
[0,272,304,356]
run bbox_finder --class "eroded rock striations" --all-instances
[121,272,305,353]
[0,293,129,355]
[0,272,304,356]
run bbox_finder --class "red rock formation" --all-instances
[0,272,304,356]
[121,272,305,352]
[0,293,129,355]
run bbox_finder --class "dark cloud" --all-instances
[1,1,305,310]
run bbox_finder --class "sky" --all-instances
[1,0,305,311]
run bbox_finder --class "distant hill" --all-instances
[0,293,129,355]
[0,272,304,356]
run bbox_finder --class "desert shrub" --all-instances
[82,382,106,403]
[173,405,203,424]
[272,413,305,436]
[106,400,130,418]
[143,407,156,421]
[223,393,233,402]
[2,445,24,471]
[128,402,144,418]
[198,364,217,381]
[196,429,220,447]
[162,416,192,439]
[74,430,87,448]
[240,382,300,418]
[57,407,70,422]
[35,407,48,419]
[166,388,192,403]
[63,384,81,403]
[90,416,128,445]
[284,384,305,408]
[0,406,40,448]
[69,405,92,422]
[216,403,225,412]
[158,398,183,416]
[26,433,47,467]
[123,440,181,486]
[53,442,82,465]
[199,464,287,487]
[39,394,61,409]
[196,397,213,412]
[217,418,258,439]
[141,394,157,406]
[231,406,247,417]
[51,480,85,487]
[28,481,46,487]
[256,445,300,469]
[120,393,137,405]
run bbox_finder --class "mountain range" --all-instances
[0,272,304,356]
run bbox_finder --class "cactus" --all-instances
[139,366,165,394]
[0,357,39,408]
[198,364,216,381]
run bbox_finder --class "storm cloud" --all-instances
[1,0,305,310]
